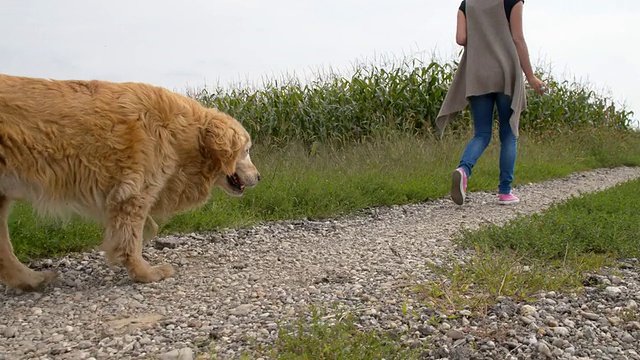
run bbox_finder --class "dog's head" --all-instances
[199,112,260,196]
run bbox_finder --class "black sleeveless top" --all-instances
[459,0,524,23]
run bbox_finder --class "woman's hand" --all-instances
[527,75,547,95]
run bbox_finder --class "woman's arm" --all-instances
[456,9,467,46]
[509,2,546,94]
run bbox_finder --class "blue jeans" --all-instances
[458,92,517,195]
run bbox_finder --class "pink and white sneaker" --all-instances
[451,167,467,205]
[498,192,520,205]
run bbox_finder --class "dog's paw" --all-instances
[13,270,57,292]
[129,263,175,283]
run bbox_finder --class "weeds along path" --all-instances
[1,166,640,359]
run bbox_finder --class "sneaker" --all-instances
[498,192,520,205]
[451,167,467,205]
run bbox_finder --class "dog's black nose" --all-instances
[257,174,262,182]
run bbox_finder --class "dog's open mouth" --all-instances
[226,173,245,193]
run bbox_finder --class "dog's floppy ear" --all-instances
[199,120,243,175]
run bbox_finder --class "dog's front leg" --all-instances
[101,192,174,283]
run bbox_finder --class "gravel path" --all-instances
[1,166,640,360]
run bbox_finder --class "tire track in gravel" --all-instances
[1,166,640,360]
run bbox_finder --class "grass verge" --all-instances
[417,174,640,314]
[9,127,640,261]
[209,307,428,360]
[264,308,425,360]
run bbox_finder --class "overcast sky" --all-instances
[1,0,638,121]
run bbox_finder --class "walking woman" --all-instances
[436,0,546,205]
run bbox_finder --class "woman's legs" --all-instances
[451,92,519,205]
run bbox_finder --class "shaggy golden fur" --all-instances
[0,74,260,291]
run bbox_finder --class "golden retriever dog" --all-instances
[0,74,260,291]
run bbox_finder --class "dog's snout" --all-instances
[257,173,262,182]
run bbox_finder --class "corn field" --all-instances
[190,54,634,145]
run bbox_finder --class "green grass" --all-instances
[9,209,103,261]
[267,309,425,359]
[417,173,640,314]
[9,127,640,262]
[457,177,640,260]
[417,248,610,314]
[218,307,427,360]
